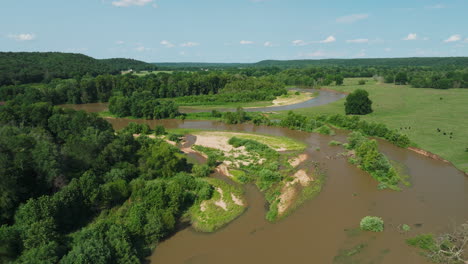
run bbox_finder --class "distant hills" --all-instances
[1,52,467,86]
[156,57,468,69]
[0,52,156,85]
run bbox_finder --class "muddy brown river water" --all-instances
[62,105,468,264]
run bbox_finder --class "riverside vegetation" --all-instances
[1,52,467,263]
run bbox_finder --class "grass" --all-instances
[188,178,246,232]
[270,78,468,173]
[278,166,325,221]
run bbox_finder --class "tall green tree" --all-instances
[344,89,373,115]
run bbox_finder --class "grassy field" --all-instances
[129,70,174,76]
[188,178,246,232]
[271,78,468,173]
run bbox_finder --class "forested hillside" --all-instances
[0,52,156,86]
[156,57,468,69]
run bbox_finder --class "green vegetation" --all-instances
[345,89,373,115]
[0,102,240,263]
[407,234,437,251]
[328,140,342,146]
[401,224,411,232]
[188,178,245,232]
[109,95,180,119]
[276,111,410,148]
[189,132,314,221]
[360,216,384,232]
[271,78,467,173]
[0,52,155,86]
[347,131,403,190]
[407,222,468,264]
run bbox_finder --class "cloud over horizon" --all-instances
[346,38,369,43]
[403,33,418,40]
[112,0,153,7]
[444,34,461,43]
[240,40,254,45]
[320,36,336,43]
[7,33,36,41]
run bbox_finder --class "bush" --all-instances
[167,133,182,142]
[360,216,384,232]
[358,80,366,85]
[406,234,436,251]
[402,224,411,232]
[154,125,166,136]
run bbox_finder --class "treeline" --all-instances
[0,72,227,105]
[0,102,214,263]
[156,57,468,70]
[277,112,411,148]
[173,77,287,105]
[0,52,156,86]
[212,109,411,148]
[382,70,468,89]
[254,57,468,68]
[109,95,180,119]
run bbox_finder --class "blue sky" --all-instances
[1,0,467,62]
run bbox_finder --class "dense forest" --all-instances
[156,57,468,70]
[0,52,156,86]
[0,52,467,122]
[0,102,213,263]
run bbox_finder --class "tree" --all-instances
[395,72,408,85]
[344,89,373,115]
[335,74,344,85]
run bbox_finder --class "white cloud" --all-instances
[444,34,461,43]
[464,38,468,43]
[240,40,254,45]
[384,48,392,52]
[160,40,175,48]
[403,33,418,40]
[320,35,336,43]
[112,0,153,7]
[180,42,199,47]
[264,41,274,47]
[346,38,369,43]
[135,46,148,52]
[7,33,36,41]
[354,49,366,57]
[179,51,186,56]
[336,14,369,24]
[292,40,308,46]
[116,40,125,45]
[305,50,326,57]
[425,4,445,9]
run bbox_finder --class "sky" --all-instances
[1,0,467,62]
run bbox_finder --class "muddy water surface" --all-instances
[92,118,468,264]
[60,89,346,114]
[58,101,468,264]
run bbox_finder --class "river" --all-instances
[60,89,346,114]
[62,102,468,264]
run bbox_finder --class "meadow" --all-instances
[271,78,468,173]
